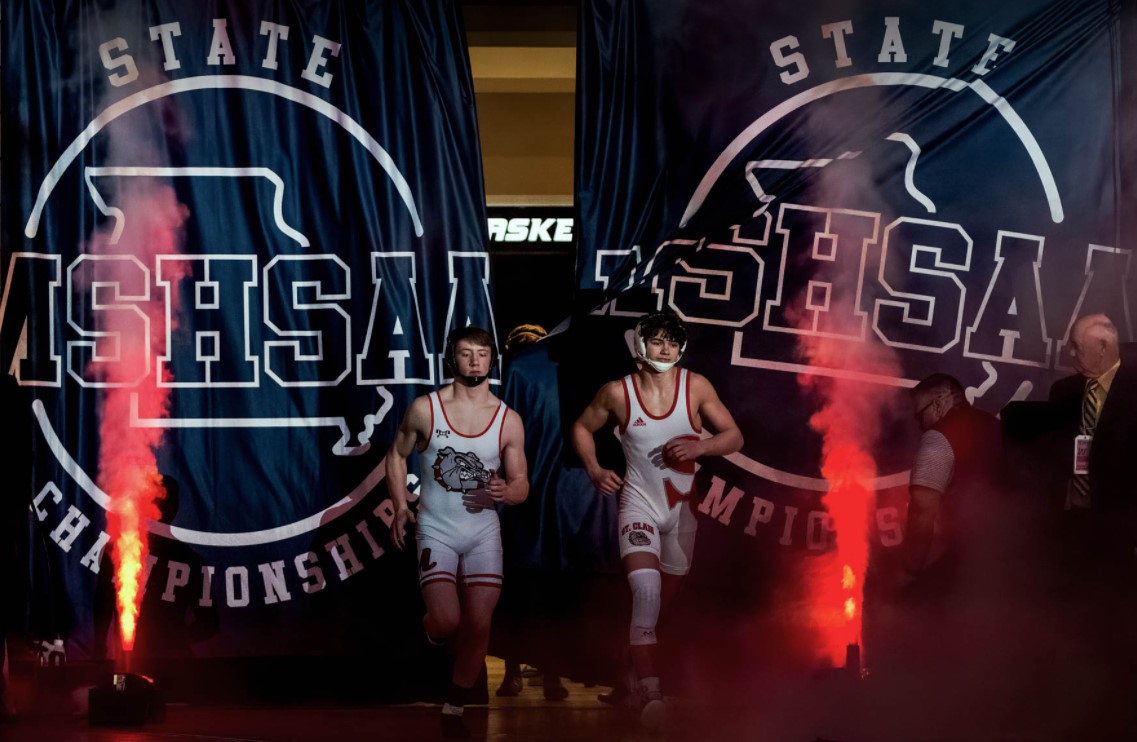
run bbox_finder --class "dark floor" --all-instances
[1,657,686,742]
[3,700,673,742]
[5,651,1136,742]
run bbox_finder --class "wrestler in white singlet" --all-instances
[415,391,508,590]
[617,368,701,575]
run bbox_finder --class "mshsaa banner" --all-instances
[1,0,494,659]
[576,0,1132,571]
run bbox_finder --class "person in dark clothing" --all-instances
[864,372,1006,691]
[492,324,570,701]
[1047,314,1137,554]
[997,320,1137,734]
[2,372,78,717]
[1,372,32,720]
[1002,313,1137,566]
[902,373,1001,582]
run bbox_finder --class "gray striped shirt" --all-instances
[910,429,955,494]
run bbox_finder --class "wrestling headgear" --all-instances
[634,311,688,373]
[444,325,498,387]
[504,323,547,356]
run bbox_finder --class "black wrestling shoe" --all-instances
[543,678,569,701]
[496,673,523,697]
[597,683,626,705]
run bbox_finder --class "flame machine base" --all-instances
[88,672,164,726]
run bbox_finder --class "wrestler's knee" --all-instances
[425,606,461,640]
[463,605,494,638]
[627,568,662,646]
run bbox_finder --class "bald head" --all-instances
[1069,313,1120,378]
[911,373,966,431]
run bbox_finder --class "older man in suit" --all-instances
[1046,313,1137,561]
[1004,314,1137,560]
[997,314,1137,731]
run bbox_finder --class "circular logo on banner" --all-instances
[23,75,424,547]
[663,71,1090,492]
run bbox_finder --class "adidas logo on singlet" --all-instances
[632,417,647,427]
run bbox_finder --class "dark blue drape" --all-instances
[2,0,493,663]
[571,0,1130,574]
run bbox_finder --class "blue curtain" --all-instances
[1,0,493,664]
[573,0,1131,569]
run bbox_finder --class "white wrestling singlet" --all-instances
[617,368,701,574]
[415,391,508,589]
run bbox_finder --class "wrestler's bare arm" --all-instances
[662,372,743,464]
[487,409,529,505]
[571,381,626,496]
[385,395,430,550]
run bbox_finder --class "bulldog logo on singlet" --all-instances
[622,521,656,547]
[432,446,494,512]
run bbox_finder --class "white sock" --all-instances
[441,702,464,716]
[639,676,661,695]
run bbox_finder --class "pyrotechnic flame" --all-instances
[88,182,188,653]
[842,564,857,621]
[104,459,164,650]
[795,324,898,668]
[787,99,901,672]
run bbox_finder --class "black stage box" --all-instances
[88,672,164,726]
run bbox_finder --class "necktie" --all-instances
[1079,378,1102,435]
[1067,378,1103,508]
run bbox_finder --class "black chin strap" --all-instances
[454,373,488,387]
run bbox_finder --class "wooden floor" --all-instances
[4,652,1136,741]
[1,698,671,742]
[0,657,717,742]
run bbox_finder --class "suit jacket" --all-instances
[1046,343,1137,511]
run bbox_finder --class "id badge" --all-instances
[1073,434,1092,475]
